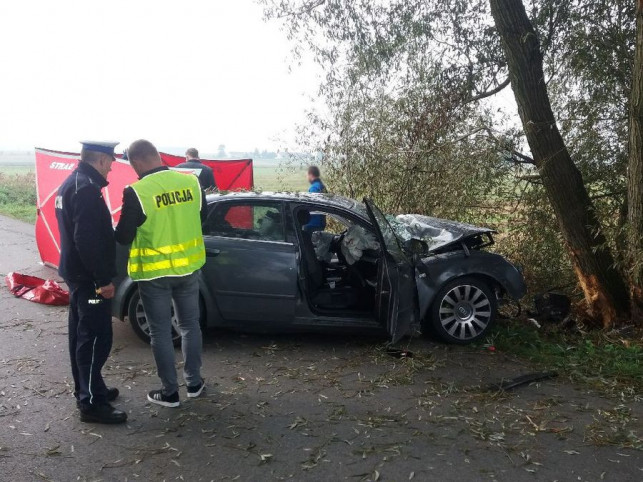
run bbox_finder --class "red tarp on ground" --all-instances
[35,148,253,268]
[5,272,70,305]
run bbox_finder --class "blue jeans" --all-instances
[138,272,202,395]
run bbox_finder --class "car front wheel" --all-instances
[428,276,497,344]
[127,289,182,346]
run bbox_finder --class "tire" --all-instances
[127,288,182,346]
[426,276,497,345]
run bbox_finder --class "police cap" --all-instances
[80,141,119,156]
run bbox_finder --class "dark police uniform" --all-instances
[55,153,117,410]
[175,158,216,191]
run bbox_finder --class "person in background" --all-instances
[115,139,207,408]
[303,165,327,232]
[175,147,216,191]
[55,141,127,424]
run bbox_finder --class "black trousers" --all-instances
[66,281,113,406]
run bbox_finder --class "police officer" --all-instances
[115,139,207,408]
[175,147,216,191]
[55,141,127,424]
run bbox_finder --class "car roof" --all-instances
[206,191,369,217]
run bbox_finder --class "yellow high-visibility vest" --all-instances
[128,170,205,281]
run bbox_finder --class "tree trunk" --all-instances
[628,0,643,318]
[489,0,631,326]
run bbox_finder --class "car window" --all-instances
[318,212,353,234]
[206,203,285,242]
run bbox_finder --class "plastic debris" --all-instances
[488,371,558,392]
[386,347,414,359]
[533,292,571,322]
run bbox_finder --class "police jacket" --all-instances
[55,162,116,287]
[174,159,216,191]
[114,166,208,246]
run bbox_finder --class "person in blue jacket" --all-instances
[55,141,127,424]
[303,165,327,232]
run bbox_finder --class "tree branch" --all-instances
[275,0,326,20]
[590,190,626,201]
[510,149,535,164]
[483,125,536,165]
[517,174,542,184]
[468,77,511,103]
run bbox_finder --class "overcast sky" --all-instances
[0,0,317,153]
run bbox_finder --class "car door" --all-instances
[364,198,418,343]
[201,200,298,323]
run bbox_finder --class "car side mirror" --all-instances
[404,238,429,258]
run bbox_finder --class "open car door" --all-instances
[364,198,418,343]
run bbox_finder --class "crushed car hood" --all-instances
[395,214,495,251]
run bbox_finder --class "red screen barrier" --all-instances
[34,148,253,268]
[159,153,253,191]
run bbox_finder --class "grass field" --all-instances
[0,166,37,223]
[253,165,308,191]
[0,164,309,223]
[0,165,34,174]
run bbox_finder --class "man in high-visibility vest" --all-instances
[115,139,207,407]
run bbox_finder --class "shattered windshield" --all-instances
[360,200,427,252]
[359,201,486,252]
[387,215,414,242]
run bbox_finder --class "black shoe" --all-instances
[147,389,180,408]
[76,387,119,409]
[187,379,206,398]
[79,403,127,424]
[107,387,119,402]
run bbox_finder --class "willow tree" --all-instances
[628,0,643,315]
[488,0,629,325]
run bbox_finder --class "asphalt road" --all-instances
[0,214,641,481]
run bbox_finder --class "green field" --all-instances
[253,165,308,191]
[0,165,34,174]
[0,166,37,223]
[0,164,309,224]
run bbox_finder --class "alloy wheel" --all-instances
[438,284,492,341]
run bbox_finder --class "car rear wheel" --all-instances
[127,289,182,346]
[427,277,497,344]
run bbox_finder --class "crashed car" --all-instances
[112,193,526,345]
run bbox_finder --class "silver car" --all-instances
[112,193,526,345]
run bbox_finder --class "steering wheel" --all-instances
[329,232,346,254]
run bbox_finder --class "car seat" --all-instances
[258,210,284,241]
[297,210,325,290]
[296,209,357,309]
